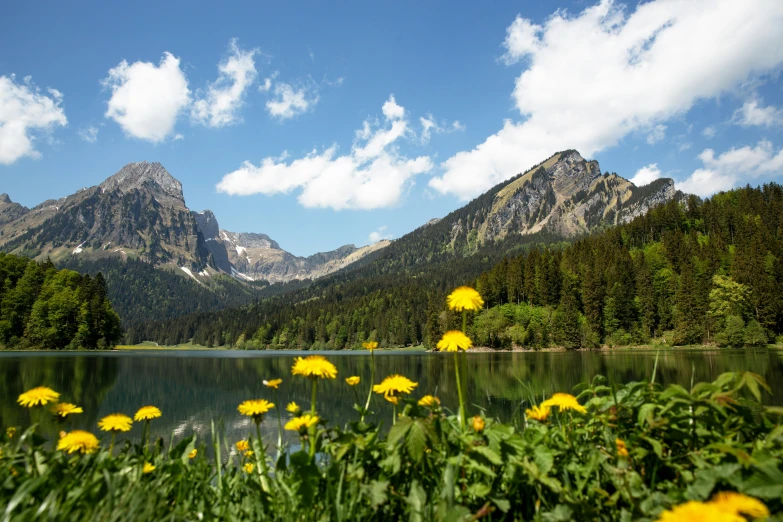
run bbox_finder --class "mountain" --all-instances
[0,162,390,286]
[130,149,684,348]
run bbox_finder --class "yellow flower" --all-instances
[373,374,418,402]
[57,430,100,454]
[143,462,155,474]
[446,286,484,311]
[472,416,485,433]
[244,462,255,473]
[50,403,83,418]
[656,501,743,522]
[285,414,320,433]
[244,450,254,457]
[525,404,551,422]
[418,395,441,407]
[236,440,250,452]
[6,427,16,438]
[616,438,629,458]
[98,414,133,432]
[436,331,473,352]
[362,341,378,351]
[710,492,769,519]
[286,402,301,414]
[238,399,274,421]
[134,406,162,421]
[345,376,361,386]
[17,386,60,407]
[263,378,282,389]
[541,393,587,414]
[291,355,338,379]
[188,449,198,459]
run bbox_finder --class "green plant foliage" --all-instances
[0,254,121,349]
[2,372,782,520]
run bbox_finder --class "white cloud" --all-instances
[630,163,662,186]
[191,39,258,128]
[382,95,405,120]
[0,74,67,165]
[173,133,184,141]
[78,126,98,143]
[431,0,783,200]
[103,52,190,142]
[702,126,717,139]
[258,71,278,93]
[646,124,666,145]
[216,95,433,210]
[266,82,317,119]
[419,114,466,144]
[677,140,783,196]
[732,97,783,127]
[368,226,391,242]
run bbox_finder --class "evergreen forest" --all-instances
[0,254,122,349]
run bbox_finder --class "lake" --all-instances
[2,349,782,448]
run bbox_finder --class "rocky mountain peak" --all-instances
[0,194,11,204]
[99,162,185,207]
[194,210,220,240]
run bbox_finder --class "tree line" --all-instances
[0,253,122,349]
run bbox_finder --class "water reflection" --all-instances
[1,349,781,448]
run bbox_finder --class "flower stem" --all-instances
[109,432,116,454]
[142,420,150,452]
[254,421,271,493]
[363,351,375,420]
[454,350,466,429]
[274,389,283,460]
[392,403,397,426]
[309,379,318,461]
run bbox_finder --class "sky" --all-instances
[2,0,783,256]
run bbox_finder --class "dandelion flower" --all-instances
[446,286,484,311]
[436,331,473,352]
[57,430,99,454]
[616,438,629,458]
[188,449,198,459]
[134,406,162,421]
[345,376,360,386]
[418,395,440,407]
[143,462,155,474]
[244,462,255,473]
[244,450,254,457]
[6,427,16,438]
[656,501,743,522]
[541,393,587,414]
[285,414,319,434]
[238,399,274,422]
[286,402,301,414]
[263,379,282,389]
[710,492,769,519]
[17,386,59,407]
[525,404,551,422]
[236,440,250,452]
[291,355,338,379]
[472,416,485,433]
[98,414,133,432]
[362,341,378,351]
[373,375,418,402]
[50,403,83,418]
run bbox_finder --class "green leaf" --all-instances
[362,479,389,509]
[642,436,663,459]
[637,403,658,427]
[406,480,427,522]
[541,504,574,522]
[491,497,511,513]
[471,445,503,466]
[405,419,435,463]
[467,483,491,498]
[534,448,554,475]
[387,417,412,448]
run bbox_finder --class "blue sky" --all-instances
[2,0,783,256]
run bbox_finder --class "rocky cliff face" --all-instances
[447,150,680,247]
[0,194,29,227]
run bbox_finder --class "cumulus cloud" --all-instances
[732,97,783,127]
[419,114,466,144]
[191,39,258,127]
[266,82,317,119]
[216,95,433,210]
[103,52,190,142]
[0,74,67,165]
[431,0,783,200]
[677,140,783,196]
[78,126,98,143]
[630,163,663,186]
[382,95,405,120]
[368,226,391,242]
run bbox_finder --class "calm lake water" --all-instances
[2,349,782,447]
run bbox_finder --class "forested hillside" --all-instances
[0,254,122,349]
[472,185,783,348]
[132,184,783,350]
